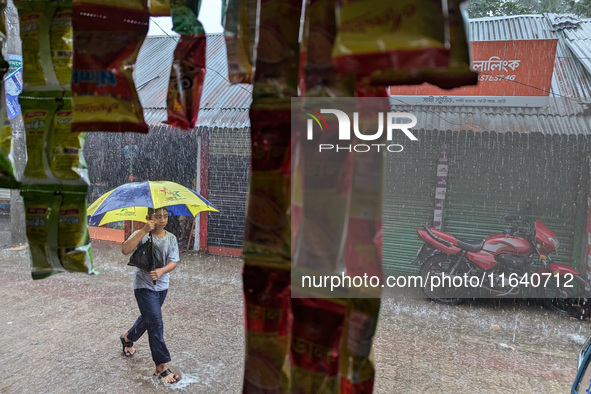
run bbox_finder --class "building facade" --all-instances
[385,14,591,275]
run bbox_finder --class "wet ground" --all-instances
[0,218,589,393]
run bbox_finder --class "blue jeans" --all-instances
[127,289,171,366]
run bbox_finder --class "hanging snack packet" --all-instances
[223,0,256,84]
[0,53,7,81]
[48,92,89,183]
[170,0,201,35]
[22,188,62,279]
[223,0,244,83]
[15,0,60,89]
[425,0,477,89]
[0,27,16,187]
[242,0,257,76]
[58,187,94,274]
[339,299,380,392]
[0,0,6,36]
[299,0,355,97]
[242,262,291,392]
[300,0,333,92]
[253,0,302,98]
[71,1,149,133]
[332,0,448,83]
[166,0,206,129]
[0,53,8,83]
[0,26,7,80]
[50,1,73,88]
[291,139,352,286]
[290,298,345,393]
[19,91,63,183]
[337,92,385,392]
[0,100,18,188]
[342,96,386,296]
[164,35,206,130]
[149,0,170,16]
[243,105,291,261]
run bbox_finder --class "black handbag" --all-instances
[128,232,164,274]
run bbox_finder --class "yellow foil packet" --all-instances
[15,0,60,89]
[50,1,73,88]
[58,188,94,274]
[48,93,89,183]
[22,188,62,280]
[22,187,95,279]
[0,90,18,188]
[149,0,170,16]
[19,91,63,184]
[333,0,448,80]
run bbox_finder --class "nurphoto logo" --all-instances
[302,107,418,153]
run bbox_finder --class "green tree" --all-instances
[468,0,591,18]
[568,0,591,16]
[468,0,534,18]
[527,0,571,13]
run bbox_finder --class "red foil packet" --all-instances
[243,106,292,261]
[164,34,206,130]
[290,298,345,393]
[243,263,291,393]
[71,2,149,133]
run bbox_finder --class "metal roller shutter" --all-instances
[382,130,441,276]
[443,132,589,269]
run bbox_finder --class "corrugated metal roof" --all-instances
[391,99,591,135]
[135,34,252,128]
[563,21,591,82]
[545,13,582,31]
[135,16,591,134]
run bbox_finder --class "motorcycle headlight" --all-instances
[548,237,560,249]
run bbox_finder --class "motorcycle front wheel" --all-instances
[420,253,470,304]
[538,274,590,319]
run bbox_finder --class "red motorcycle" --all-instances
[414,215,590,318]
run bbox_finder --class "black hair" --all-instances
[147,207,169,218]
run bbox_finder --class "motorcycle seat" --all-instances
[456,238,485,253]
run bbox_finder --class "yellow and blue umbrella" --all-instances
[87,180,218,226]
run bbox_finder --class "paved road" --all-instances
[0,233,587,393]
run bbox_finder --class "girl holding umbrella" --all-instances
[87,180,218,383]
[119,206,181,384]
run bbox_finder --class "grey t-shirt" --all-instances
[130,230,180,291]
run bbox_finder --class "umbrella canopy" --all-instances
[87,181,218,226]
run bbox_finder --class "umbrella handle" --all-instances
[150,232,156,285]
